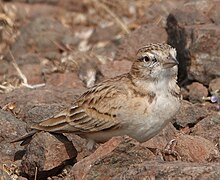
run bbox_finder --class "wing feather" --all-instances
[30,75,132,134]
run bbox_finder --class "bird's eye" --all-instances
[138,56,150,62]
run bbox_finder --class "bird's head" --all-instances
[130,43,178,81]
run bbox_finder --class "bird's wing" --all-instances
[31,77,128,133]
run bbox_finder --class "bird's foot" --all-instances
[86,139,97,151]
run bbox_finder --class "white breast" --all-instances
[126,79,180,142]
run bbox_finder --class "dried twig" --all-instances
[93,0,130,34]
[9,50,45,89]
[34,167,38,180]
[9,51,28,84]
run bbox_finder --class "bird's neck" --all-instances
[128,72,178,94]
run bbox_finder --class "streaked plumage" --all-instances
[12,43,180,149]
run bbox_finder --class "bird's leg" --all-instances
[86,139,97,151]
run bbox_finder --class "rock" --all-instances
[89,25,121,43]
[115,25,167,62]
[166,1,220,85]
[0,60,8,75]
[21,132,77,178]
[187,82,208,103]
[26,0,58,4]
[166,13,190,85]
[100,60,132,79]
[0,109,26,164]
[174,134,219,162]
[0,86,84,123]
[25,103,66,125]
[0,165,23,180]
[187,24,220,85]
[191,113,220,148]
[66,136,123,180]
[143,124,219,163]
[3,2,62,23]
[180,87,189,100]
[206,1,220,25]
[45,72,84,88]
[138,0,186,27]
[60,50,103,88]
[172,100,209,128]
[115,161,220,179]
[66,136,155,180]
[67,134,219,179]
[64,134,91,162]
[9,16,71,59]
[143,123,177,150]
[209,78,220,92]
[7,53,44,85]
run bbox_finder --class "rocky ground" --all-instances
[0,0,220,179]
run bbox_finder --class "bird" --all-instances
[12,43,180,150]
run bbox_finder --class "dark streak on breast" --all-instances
[148,91,156,103]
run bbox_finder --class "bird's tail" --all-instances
[10,129,39,145]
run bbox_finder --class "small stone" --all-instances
[21,132,77,178]
[191,113,220,146]
[187,82,208,103]
[66,136,155,179]
[143,123,177,150]
[0,109,26,165]
[174,134,219,162]
[172,100,209,128]
[209,78,220,92]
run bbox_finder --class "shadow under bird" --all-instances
[12,43,180,150]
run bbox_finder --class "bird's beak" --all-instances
[163,56,179,69]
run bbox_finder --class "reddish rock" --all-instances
[0,109,26,166]
[45,72,84,88]
[174,134,219,162]
[180,87,189,100]
[0,60,8,75]
[9,16,71,58]
[21,132,77,178]
[4,2,62,21]
[143,123,177,150]
[187,82,208,103]
[207,1,220,25]
[100,60,132,79]
[172,100,209,128]
[0,86,84,123]
[187,25,220,85]
[66,136,123,180]
[64,134,91,162]
[166,1,220,85]
[60,50,103,88]
[66,136,155,180]
[115,161,220,179]
[209,78,220,92]
[89,25,121,43]
[6,53,44,85]
[115,25,167,62]
[140,0,187,27]
[191,113,220,149]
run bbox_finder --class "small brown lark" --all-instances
[13,43,180,150]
